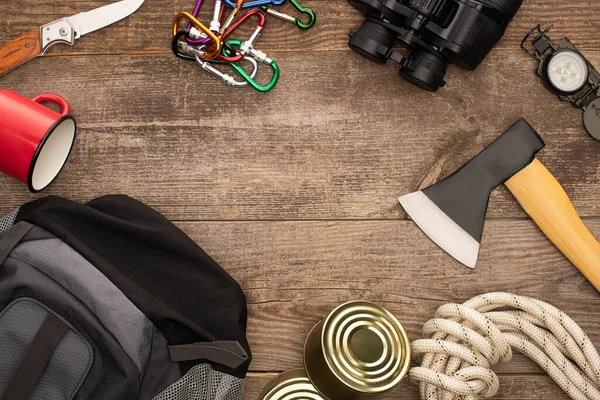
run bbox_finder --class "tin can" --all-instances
[259,368,326,400]
[304,301,411,399]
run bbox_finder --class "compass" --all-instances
[522,25,600,141]
[546,49,589,94]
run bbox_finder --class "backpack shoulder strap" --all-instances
[0,222,34,265]
[168,341,249,369]
[0,312,70,400]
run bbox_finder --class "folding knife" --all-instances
[0,0,145,77]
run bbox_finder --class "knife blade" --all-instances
[0,0,145,77]
[68,0,145,39]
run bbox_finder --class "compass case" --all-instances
[303,301,411,399]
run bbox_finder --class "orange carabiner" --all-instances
[220,0,244,34]
[172,12,221,59]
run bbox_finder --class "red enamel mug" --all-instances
[0,89,76,192]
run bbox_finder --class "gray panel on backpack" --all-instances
[0,196,250,400]
[0,257,143,399]
[3,228,183,399]
[0,298,92,400]
[11,233,154,374]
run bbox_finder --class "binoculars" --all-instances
[347,0,523,91]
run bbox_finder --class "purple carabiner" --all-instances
[185,0,215,45]
[223,0,285,9]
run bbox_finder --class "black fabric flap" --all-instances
[16,195,251,378]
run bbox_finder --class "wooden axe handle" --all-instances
[505,158,600,291]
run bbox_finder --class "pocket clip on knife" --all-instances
[0,0,145,77]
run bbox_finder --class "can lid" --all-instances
[259,369,327,400]
[321,300,411,393]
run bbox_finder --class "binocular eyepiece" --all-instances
[347,0,523,91]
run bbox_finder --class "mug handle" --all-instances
[32,93,71,116]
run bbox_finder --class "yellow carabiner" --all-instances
[172,12,221,59]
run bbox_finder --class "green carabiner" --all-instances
[224,39,280,92]
[260,0,316,30]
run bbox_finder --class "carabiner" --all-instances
[196,55,259,87]
[224,39,279,92]
[225,10,266,53]
[172,29,196,60]
[173,12,221,59]
[220,0,245,34]
[209,0,224,33]
[185,0,209,45]
[223,0,285,10]
[217,9,266,63]
[260,0,315,30]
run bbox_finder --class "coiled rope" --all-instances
[409,293,600,400]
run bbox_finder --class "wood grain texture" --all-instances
[0,28,41,76]
[0,50,599,220]
[173,220,600,374]
[243,373,583,399]
[0,1,599,53]
[1,1,600,399]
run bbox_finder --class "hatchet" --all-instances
[399,118,600,292]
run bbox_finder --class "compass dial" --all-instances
[546,49,589,94]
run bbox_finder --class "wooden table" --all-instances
[1,1,600,398]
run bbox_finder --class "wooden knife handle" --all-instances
[505,158,600,292]
[0,28,42,76]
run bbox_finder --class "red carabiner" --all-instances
[217,9,266,62]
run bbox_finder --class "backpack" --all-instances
[0,195,251,400]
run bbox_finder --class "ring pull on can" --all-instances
[172,12,221,59]
[196,55,259,87]
[261,0,316,30]
[224,39,279,92]
[223,0,285,10]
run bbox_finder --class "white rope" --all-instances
[409,293,600,400]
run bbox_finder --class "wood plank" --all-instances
[1,3,598,400]
[244,372,577,399]
[167,220,600,374]
[0,1,598,53]
[0,51,599,220]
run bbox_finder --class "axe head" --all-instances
[399,119,545,268]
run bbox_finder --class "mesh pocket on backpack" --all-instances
[0,208,19,233]
[152,364,244,400]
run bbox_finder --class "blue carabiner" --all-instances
[223,0,285,9]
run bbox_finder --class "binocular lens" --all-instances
[400,50,447,91]
[346,0,522,91]
[348,20,397,64]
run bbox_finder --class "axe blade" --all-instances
[399,191,480,268]
[399,119,546,269]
